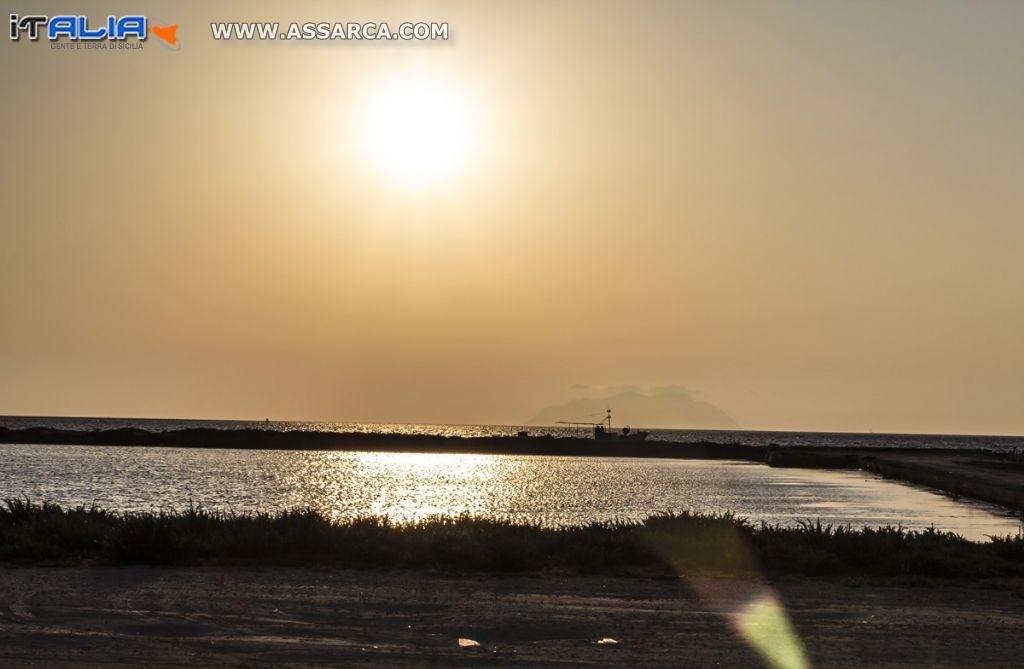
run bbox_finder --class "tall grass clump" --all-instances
[2,499,1023,582]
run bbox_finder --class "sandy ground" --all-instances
[1,567,1022,668]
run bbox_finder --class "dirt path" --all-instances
[0,567,1021,668]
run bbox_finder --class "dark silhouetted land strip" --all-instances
[767,447,1024,511]
[0,425,767,459]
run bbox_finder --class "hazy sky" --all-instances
[2,1,1022,434]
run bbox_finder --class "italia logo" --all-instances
[9,14,178,46]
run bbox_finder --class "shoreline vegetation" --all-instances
[3,425,1024,512]
[2,500,1022,584]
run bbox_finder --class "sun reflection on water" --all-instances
[280,451,508,523]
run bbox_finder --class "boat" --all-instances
[557,409,649,441]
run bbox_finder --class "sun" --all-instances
[358,78,477,185]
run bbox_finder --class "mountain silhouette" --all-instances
[528,386,737,429]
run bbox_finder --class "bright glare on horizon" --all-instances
[358,78,478,185]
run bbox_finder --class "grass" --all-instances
[1,499,1023,582]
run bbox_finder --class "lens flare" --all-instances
[733,589,810,669]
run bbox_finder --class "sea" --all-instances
[1,416,1022,541]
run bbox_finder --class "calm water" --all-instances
[1,444,1019,541]
[3,415,1022,451]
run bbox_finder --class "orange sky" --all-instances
[2,1,1022,434]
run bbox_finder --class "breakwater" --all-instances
[0,426,766,461]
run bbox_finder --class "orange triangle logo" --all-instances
[149,24,178,46]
